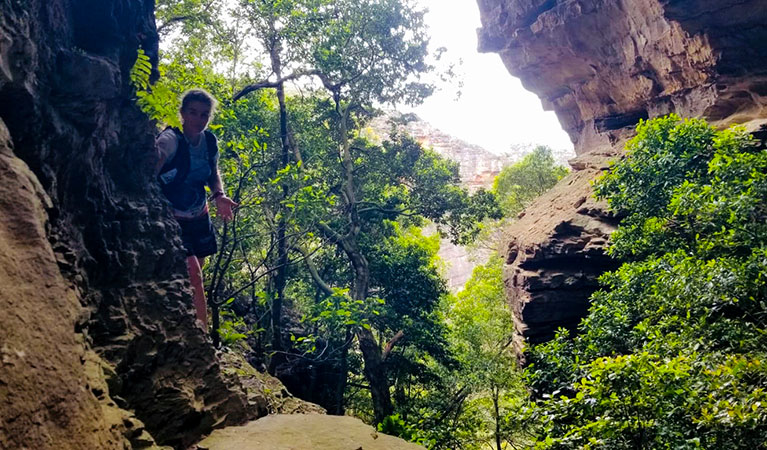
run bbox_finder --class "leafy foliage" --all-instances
[493,146,568,217]
[129,48,152,91]
[138,1,561,444]
[217,309,251,348]
[527,115,767,449]
[444,254,531,450]
[465,146,568,254]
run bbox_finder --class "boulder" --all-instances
[199,414,424,450]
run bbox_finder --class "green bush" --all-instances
[217,310,250,348]
[526,115,767,449]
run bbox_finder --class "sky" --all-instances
[407,0,573,155]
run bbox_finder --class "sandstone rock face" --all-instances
[477,0,767,351]
[478,0,767,155]
[0,1,262,448]
[0,117,130,449]
[502,151,620,352]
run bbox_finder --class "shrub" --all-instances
[527,115,767,448]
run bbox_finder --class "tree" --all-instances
[444,254,528,450]
[141,0,507,431]
[238,0,305,371]
[155,0,218,36]
[493,145,568,217]
[233,0,501,424]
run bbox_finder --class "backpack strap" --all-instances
[204,129,219,187]
[158,126,190,188]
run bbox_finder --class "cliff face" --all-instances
[0,1,263,448]
[477,0,767,352]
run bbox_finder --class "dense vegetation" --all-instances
[138,1,568,448]
[140,2,767,449]
[526,116,767,449]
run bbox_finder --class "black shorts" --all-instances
[177,214,217,258]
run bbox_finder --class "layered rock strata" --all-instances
[0,1,263,447]
[477,0,767,350]
[502,150,620,353]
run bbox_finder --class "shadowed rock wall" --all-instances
[0,1,262,447]
[477,0,767,353]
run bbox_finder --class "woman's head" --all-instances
[179,89,218,136]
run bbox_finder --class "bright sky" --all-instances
[408,0,573,155]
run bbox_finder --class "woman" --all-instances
[155,89,238,330]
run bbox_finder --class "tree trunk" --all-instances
[268,35,291,373]
[211,302,220,348]
[329,326,353,415]
[357,327,393,423]
[493,386,502,450]
[333,99,393,424]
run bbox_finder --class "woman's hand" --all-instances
[214,195,239,222]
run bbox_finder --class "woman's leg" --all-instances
[186,255,207,329]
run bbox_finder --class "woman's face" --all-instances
[180,101,212,136]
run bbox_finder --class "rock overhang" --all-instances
[478,0,767,155]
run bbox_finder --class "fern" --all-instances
[129,47,152,91]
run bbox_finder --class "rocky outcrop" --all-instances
[0,1,263,448]
[502,151,620,352]
[477,0,767,350]
[0,117,133,450]
[478,0,767,155]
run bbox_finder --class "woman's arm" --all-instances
[155,130,178,175]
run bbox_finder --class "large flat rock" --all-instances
[199,414,424,450]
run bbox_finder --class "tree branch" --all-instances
[357,206,419,217]
[382,330,405,361]
[233,69,315,101]
[317,221,345,245]
[157,15,196,35]
[291,245,334,297]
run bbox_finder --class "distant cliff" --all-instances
[367,113,575,292]
[367,113,509,191]
[368,112,572,192]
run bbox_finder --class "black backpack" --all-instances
[158,127,218,201]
